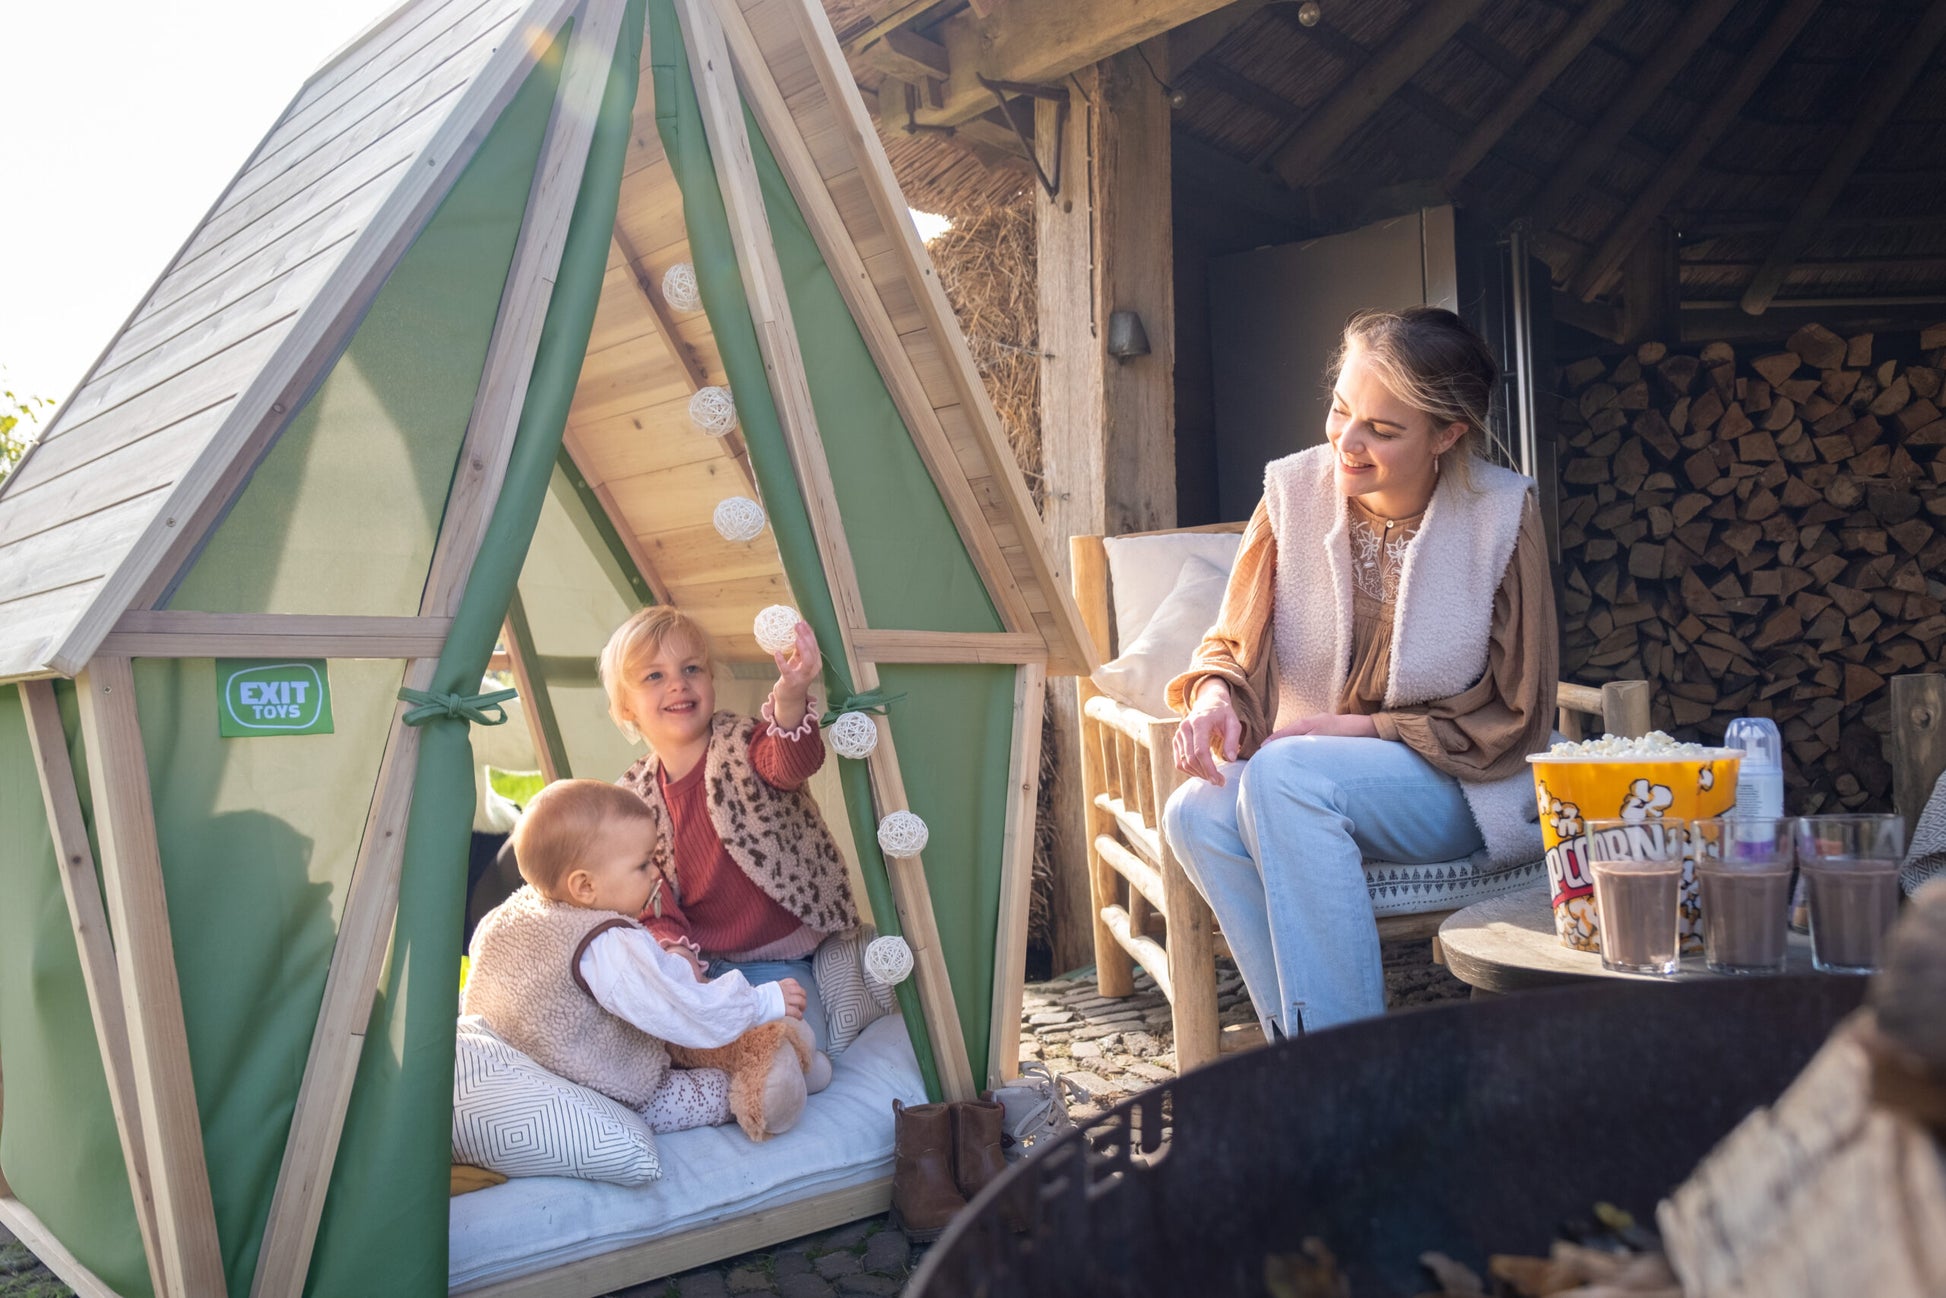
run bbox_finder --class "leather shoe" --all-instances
[889,1099,965,1241]
[951,1095,1007,1201]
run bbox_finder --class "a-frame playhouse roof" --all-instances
[0,0,1092,684]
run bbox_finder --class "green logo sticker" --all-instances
[216,660,334,737]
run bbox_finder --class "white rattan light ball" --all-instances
[688,385,738,437]
[753,604,801,655]
[864,935,914,987]
[876,810,929,858]
[662,261,701,312]
[713,495,766,543]
[828,710,880,760]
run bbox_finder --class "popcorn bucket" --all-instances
[1527,746,1742,953]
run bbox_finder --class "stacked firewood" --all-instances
[1556,322,1946,813]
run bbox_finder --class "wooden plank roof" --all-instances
[0,0,556,680]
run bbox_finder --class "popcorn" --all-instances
[1546,730,1720,760]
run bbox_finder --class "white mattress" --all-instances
[448,1015,925,1292]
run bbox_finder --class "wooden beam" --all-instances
[1523,0,1739,240]
[559,429,675,606]
[1739,0,1946,315]
[762,0,1095,673]
[1267,0,1485,187]
[857,27,949,82]
[851,630,1047,664]
[1443,0,1627,191]
[987,662,1045,1088]
[871,0,1233,130]
[1892,674,1946,837]
[1570,0,1825,303]
[676,0,976,1100]
[0,1196,126,1298]
[502,593,569,783]
[714,0,1038,642]
[248,7,629,1294]
[1679,298,1946,344]
[74,659,226,1298]
[100,611,452,658]
[610,231,710,391]
[20,681,168,1298]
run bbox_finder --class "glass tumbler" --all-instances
[1586,818,1687,975]
[1692,817,1794,975]
[1792,814,1904,975]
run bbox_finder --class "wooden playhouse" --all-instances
[0,0,1091,1293]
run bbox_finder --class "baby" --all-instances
[463,778,815,1135]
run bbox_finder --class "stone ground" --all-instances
[3,940,1468,1297]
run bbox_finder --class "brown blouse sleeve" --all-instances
[1164,499,1277,755]
[1370,495,1558,780]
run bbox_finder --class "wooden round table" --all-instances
[1437,884,1817,994]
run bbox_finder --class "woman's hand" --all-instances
[1172,681,1242,785]
[769,620,820,728]
[1264,713,1380,743]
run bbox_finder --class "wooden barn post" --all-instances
[1037,47,1176,975]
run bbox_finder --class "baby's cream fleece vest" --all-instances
[1262,444,1544,867]
[463,885,670,1108]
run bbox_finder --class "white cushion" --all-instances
[451,1016,660,1187]
[449,1013,924,1292]
[1092,557,1230,717]
[1100,530,1242,654]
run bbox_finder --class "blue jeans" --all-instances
[708,956,828,1052]
[1163,736,1485,1037]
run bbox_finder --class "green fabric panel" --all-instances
[307,7,642,1293]
[649,1,946,1098]
[0,686,151,1297]
[166,52,564,619]
[875,664,1016,1085]
[745,107,1001,637]
[129,659,404,1294]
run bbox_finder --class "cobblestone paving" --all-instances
[4,942,1468,1298]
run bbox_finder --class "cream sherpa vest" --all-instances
[463,886,670,1107]
[1263,444,1544,867]
[619,712,860,937]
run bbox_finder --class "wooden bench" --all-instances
[1071,523,1652,1072]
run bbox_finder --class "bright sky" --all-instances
[1,1,403,413]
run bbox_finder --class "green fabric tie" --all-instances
[820,685,905,726]
[396,686,519,727]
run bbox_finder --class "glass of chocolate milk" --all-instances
[1586,818,1686,975]
[1692,817,1794,974]
[1792,814,1904,975]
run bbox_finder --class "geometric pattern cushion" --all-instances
[1365,850,1546,918]
[451,1016,660,1186]
[813,926,896,1060]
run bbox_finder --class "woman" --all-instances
[1164,306,1557,1037]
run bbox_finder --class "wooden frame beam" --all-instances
[1267,0,1486,187]
[248,6,630,1293]
[681,0,984,1099]
[74,658,226,1298]
[100,611,451,658]
[1443,0,1627,191]
[1739,0,1946,315]
[20,680,168,1298]
[851,630,1047,665]
[502,591,570,782]
[611,231,710,391]
[0,1195,126,1298]
[559,429,676,606]
[1523,0,1738,239]
[986,662,1045,1088]
[1570,0,1825,303]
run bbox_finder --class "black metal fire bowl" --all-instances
[911,975,1867,1298]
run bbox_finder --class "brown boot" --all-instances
[951,1095,1008,1201]
[889,1099,965,1242]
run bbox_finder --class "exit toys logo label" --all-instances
[216,661,334,738]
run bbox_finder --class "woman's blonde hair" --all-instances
[1334,306,1500,488]
[512,778,655,899]
[598,605,714,743]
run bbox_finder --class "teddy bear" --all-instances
[669,1016,829,1140]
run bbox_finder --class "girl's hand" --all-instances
[775,977,809,1019]
[1264,713,1379,742]
[769,621,820,728]
[1172,682,1242,785]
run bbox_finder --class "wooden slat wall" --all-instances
[0,0,529,683]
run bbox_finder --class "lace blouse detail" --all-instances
[1349,515,1416,602]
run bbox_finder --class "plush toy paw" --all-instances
[669,1018,819,1142]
